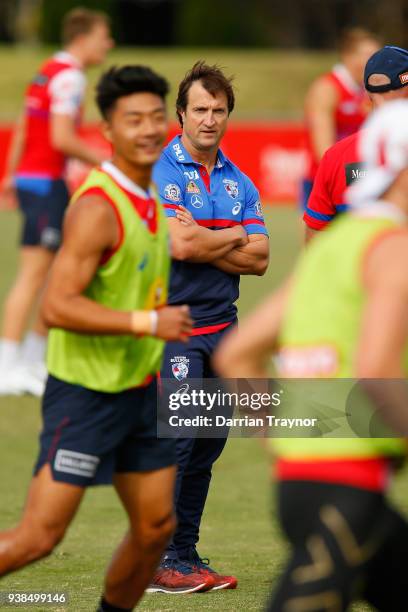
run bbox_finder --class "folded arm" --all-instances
[168,213,248,263]
[212,233,269,275]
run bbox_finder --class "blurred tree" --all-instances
[115,0,179,45]
[176,0,266,47]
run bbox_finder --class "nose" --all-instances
[204,111,216,126]
[141,117,160,136]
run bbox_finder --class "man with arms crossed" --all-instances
[0,65,193,612]
[216,101,408,611]
[304,45,408,241]
[0,8,113,395]
[151,61,269,593]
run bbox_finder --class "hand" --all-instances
[156,305,193,342]
[0,175,17,210]
[233,224,248,247]
[175,205,196,226]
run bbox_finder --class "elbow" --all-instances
[253,256,269,276]
[50,133,70,155]
[41,296,65,329]
[170,238,195,261]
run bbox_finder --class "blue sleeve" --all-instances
[152,155,184,219]
[242,175,269,236]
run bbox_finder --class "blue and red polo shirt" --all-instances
[153,135,268,332]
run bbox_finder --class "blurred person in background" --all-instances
[304,45,408,241]
[216,100,408,611]
[301,27,380,210]
[0,7,113,396]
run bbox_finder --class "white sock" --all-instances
[0,339,20,369]
[21,332,47,364]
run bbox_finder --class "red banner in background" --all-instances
[0,122,308,205]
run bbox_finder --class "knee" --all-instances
[22,524,66,562]
[137,513,176,552]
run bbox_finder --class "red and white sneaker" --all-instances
[185,549,238,591]
[146,559,215,594]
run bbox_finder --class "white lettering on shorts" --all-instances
[54,449,100,478]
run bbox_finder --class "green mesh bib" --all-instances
[47,168,170,392]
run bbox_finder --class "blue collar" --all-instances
[168,135,227,168]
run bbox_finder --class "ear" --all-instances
[101,120,113,144]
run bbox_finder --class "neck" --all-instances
[110,156,151,191]
[181,134,218,173]
[63,44,85,67]
[341,60,359,85]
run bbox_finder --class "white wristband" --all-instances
[149,310,158,336]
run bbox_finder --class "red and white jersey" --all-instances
[305,64,370,182]
[17,51,86,179]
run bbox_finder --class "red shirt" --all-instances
[17,52,85,180]
[303,131,368,230]
[305,65,370,182]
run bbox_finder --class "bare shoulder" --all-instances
[305,76,338,108]
[63,194,118,250]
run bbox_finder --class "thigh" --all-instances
[21,463,85,535]
[17,246,55,281]
[114,466,176,529]
[115,379,177,475]
[270,481,390,611]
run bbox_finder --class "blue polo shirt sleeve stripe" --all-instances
[305,204,335,222]
[242,175,269,236]
[153,154,183,218]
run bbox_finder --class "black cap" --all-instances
[365,46,408,93]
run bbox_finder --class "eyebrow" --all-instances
[123,107,165,117]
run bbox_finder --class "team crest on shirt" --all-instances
[171,356,190,381]
[254,200,263,217]
[186,180,200,194]
[223,179,239,199]
[164,183,181,202]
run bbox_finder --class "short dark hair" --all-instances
[62,7,110,46]
[96,65,169,119]
[176,61,235,126]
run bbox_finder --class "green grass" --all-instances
[0,208,407,611]
[0,46,336,121]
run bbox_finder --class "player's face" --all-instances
[181,81,229,152]
[104,93,168,167]
[82,22,114,66]
[344,39,380,83]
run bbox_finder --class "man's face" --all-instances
[180,80,229,152]
[367,74,408,109]
[344,39,381,83]
[82,22,114,66]
[104,93,168,167]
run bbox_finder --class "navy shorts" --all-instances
[34,375,176,487]
[16,178,69,251]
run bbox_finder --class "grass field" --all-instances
[0,43,406,611]
[1,207,407,611]
[0,46,336,121]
